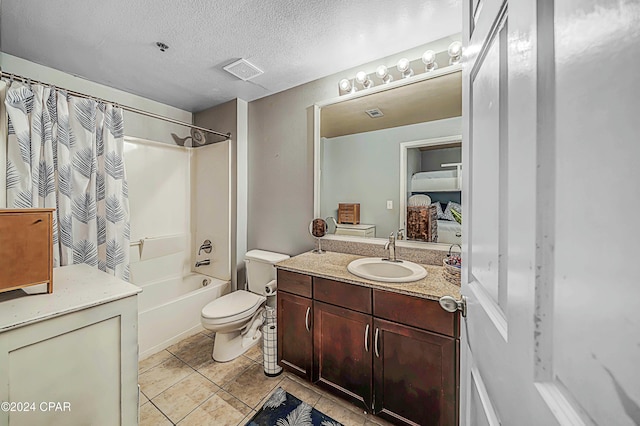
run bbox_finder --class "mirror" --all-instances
[314,66,463,247]
[308,218,327,253]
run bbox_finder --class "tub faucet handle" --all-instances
[199,240,212,255]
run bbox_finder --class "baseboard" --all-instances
[139,324,206,360]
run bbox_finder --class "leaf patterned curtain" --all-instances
[4,82,130,281]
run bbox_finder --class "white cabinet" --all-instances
[335,224,376,238]
[0,264,140,426]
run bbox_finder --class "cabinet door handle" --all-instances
[364,324,370,352]
[374,327,380,358]
[305,307,311,332]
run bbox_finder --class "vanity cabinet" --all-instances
[372,290,459,425]
[373,319,457,426]
[277,268,459,426]
[313,276,374,411]
[277,270,313,380]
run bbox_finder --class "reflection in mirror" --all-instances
[325,216,337,234]
[316,66,462,247]
[309,218,327,254]
[403,137,462,245]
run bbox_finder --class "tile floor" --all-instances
[139,331,395,426]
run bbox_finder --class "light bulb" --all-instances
[375,65,393,84]
[355,71,373,89]
[421,50,438,72]
[339,78,352,93]
[397,58,410,72]
[448,41,463,65]
[396,58,414,78]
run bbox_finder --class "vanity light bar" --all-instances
[338,41,463,96]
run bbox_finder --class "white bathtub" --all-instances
[136,273,230,359]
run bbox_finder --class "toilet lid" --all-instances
[201,290,265,320]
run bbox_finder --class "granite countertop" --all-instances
[0,264,141,333]
[276,251,461,301]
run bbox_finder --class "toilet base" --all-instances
[212,329,263,362]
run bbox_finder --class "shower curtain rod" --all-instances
[0,70,231,141]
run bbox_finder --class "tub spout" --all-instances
[195,259,210,267]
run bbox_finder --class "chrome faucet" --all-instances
[195,259,210,267]
[383,232,402,263]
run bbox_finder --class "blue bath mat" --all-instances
[246,387,344,426]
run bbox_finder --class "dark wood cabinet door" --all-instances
[313,301,373,411]
[373,318,457,426]
[277,291,313,380]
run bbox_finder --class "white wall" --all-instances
[321,118,462,237]
[192,142,231,281]
[126,139,192,283]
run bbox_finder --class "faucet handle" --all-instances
[199,239,213,255]
[397,229,405,240]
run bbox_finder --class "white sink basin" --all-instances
[347,258,427,283]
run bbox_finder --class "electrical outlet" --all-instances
[386,200,393,209]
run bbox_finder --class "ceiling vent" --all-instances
[365,108,384,118]
[223,59,264,81]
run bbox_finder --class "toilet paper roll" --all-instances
[262,323,282,376]
[265,279,277,295]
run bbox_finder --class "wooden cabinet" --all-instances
[338,203,360,224]
[0,209,55,294]
[373,318,457,426]
[277,271,313,380]
[277,268,459,425]
[372,290,459,425]
[313,301,373,410]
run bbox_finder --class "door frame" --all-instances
[398,134,462,233]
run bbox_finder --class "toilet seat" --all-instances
[201,290,266,325]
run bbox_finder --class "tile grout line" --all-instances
[143,338,382,425]
[198,357,259,389]
[138,351,181,375]
[147,398,177,426]
[170,391,219,425]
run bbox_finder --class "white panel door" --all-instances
[461,0,640,424]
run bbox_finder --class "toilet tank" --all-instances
[244,249,290,294]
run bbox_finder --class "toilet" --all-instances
[201,249,289,362]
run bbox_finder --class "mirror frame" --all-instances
[313,64,463,248]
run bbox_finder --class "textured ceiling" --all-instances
[0,0,461,112]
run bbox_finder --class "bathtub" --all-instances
[136,273,230,359]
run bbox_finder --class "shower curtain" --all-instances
[3,81,130,281]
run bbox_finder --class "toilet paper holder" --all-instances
[264,279,277,295]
